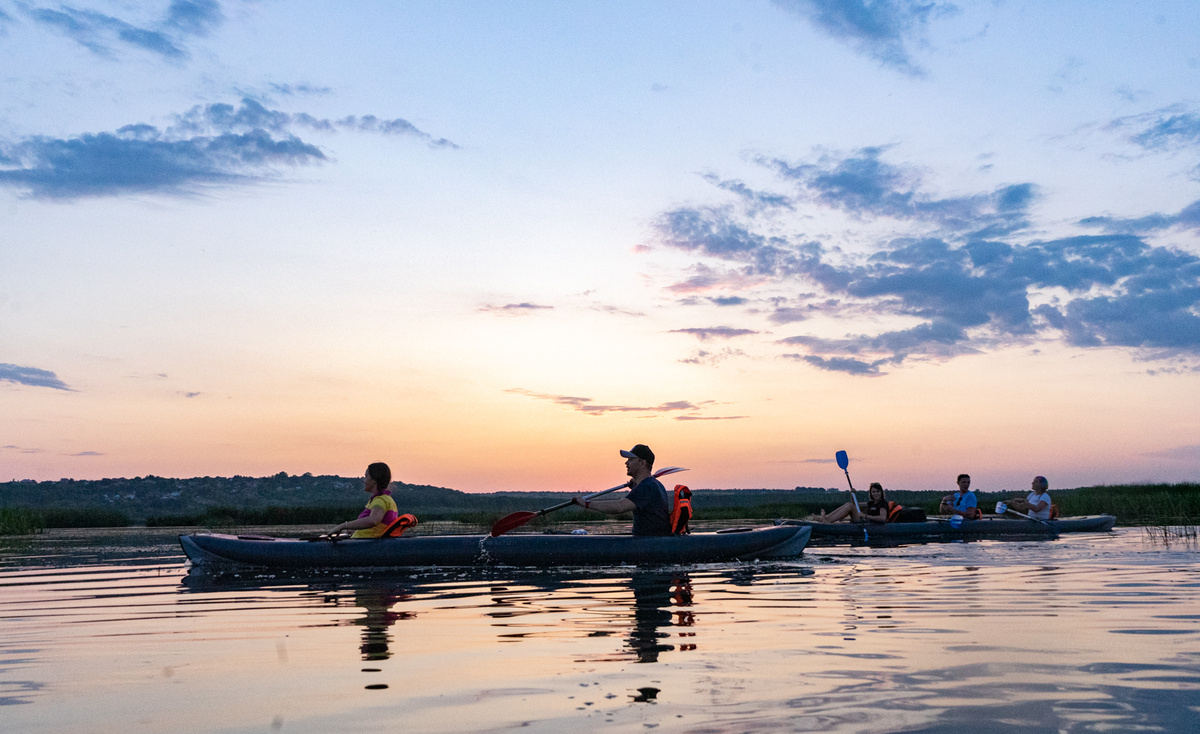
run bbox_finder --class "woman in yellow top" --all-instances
[331,462,399,538]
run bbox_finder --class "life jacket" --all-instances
[379,513,418,538]
[670,485,692,535]
[964,507,982,521]
[885,501,902,522]
[1050,503,1060,520]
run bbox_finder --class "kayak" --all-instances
[781,514,1116,544]
[179,524,812,569]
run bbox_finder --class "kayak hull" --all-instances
[785,514,1116,544]
[179,525,811,569]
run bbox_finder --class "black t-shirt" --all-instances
[627,476,671,536]
[865,497,891,519]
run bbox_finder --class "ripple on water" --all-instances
[1,527,1199,733]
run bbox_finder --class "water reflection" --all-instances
[346,585,415,660]
[181,566,703,665]
[626,572,692,663]
[6,529,1200,734]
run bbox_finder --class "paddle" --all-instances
[489,466,688,537]
[1002,506,1059,538]
[834,450,861,513]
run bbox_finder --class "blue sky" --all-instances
[3,1,1200,492]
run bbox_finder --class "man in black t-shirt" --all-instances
[571,444,672,536]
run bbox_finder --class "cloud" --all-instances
[652,146,1200,376]
[670,327,759,341]
[0,98,456,199]
[1140,444,1200,461]
[479,302,554,315]
[1129,111,1200,151]
[172,98,459,149]
[674,414,747,421]
[772,0,957,76]
[589,304,647,317]
[0,363,72,390]
[700,173,793,213]
[1079,199,1200,235]
[508,388,713,417]
[268,82,334,98]
[761,147,1035,236]
[68,450,103,457]
[22,0,224,60]
[678,347,748,366]
[163,0,223,36]
[3,444,44,454]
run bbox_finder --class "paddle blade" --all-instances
[490,511,538,537]
[835,450,849,470]
[654,466,688,478]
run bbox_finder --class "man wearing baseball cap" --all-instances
[571,444,672,535]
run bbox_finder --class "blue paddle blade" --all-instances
[835,450,849,470]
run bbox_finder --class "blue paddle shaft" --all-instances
[835,451,859,512]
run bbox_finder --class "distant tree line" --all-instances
[3,473,1197,534]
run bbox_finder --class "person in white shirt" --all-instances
[1007,476,1052,520]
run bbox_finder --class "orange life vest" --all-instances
[885,501,902,522]
[670,485,692,535]
[379,513,418,538]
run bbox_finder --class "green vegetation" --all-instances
[4,476,1200,531]
[146,505,356,527]
[0,507,129,535]
[1,507,43,535]
[1033,483,1200,526]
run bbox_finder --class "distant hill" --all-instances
[0,473,841,523]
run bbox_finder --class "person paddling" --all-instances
[571,444,672,536]
[1006,476,1052,520]
[330,462,400,538]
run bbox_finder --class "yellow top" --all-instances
[351,494,399,538]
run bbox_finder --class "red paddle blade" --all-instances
[490,511,538,537]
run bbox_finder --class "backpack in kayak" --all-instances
[894,507,926,523]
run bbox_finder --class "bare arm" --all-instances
[572,495,636,515]
[863,506,889,524]
[333,506,384,533]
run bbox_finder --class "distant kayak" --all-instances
[779,514,1116,544]
[179,524,812,569]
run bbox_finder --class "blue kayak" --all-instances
[781,514,1115,544]
[179,524,812,569]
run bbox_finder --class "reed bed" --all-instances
[0,507,43,535]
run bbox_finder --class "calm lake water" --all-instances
[2,524,1199,733]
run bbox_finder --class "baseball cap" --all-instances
[619,444,655,464]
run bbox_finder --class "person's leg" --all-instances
[825,502,855,522]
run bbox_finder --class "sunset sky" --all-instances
[4,1,1200,494]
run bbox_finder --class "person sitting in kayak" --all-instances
[940,474,979,519]
[812,482,894,523]
[570,444,671,536]
[1005,476,1052,520]
[330,462,400,538]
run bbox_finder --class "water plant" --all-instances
[0,507,44,535]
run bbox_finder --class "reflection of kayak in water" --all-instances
[179,525,811,569]
[779,514,1116,544]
